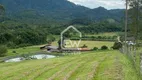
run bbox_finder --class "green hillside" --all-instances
[0,50,140,80]
[0,0,124,23]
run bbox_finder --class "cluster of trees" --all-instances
[128,0,142,40]
[0,20,122,49]
[0,4,123,50]
[0,45,7,57]
[0,23,47,48]
[81,35,117,41]
[78,21,122,34]
[44,20,123,36]
[71,35,117,41]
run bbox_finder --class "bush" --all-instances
[7,42,16,48]
[12,51,16,53]
[0,45,8,57]
[93,47,98,50]
[101,45,108,50]
[18,43,32,48]
[47,36,56,43]
[112,42,122,50]
[98,36,102,39]
[81,44,88,48]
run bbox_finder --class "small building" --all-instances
[40,45,59,52]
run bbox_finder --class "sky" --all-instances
[68,0,125,10]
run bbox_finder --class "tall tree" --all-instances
[0,4,5,15]
[128,0,142,39]
[0,4,5,22]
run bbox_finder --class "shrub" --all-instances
[47,36,56,43]
[101,45,108,50]
[112,36,117,39]
[93,47,98,50]
[98,36,102,39]
[112,42,122,50]
[12,51,16,53]
[18,44,32,48]
[81,44,88,48]
[0,45,8,57]
[7,42,16,48]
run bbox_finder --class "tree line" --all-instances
[128,0,142,40]
[0,23,47,48]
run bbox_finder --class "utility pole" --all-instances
[125,0,128,54]
[136,0,139,41]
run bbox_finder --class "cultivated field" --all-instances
[0,50,140,80]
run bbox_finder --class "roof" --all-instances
[45,46,58,49]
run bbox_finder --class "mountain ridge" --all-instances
[0,0,124,23]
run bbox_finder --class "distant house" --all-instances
[40,44,51,50]
[124,37,136,46]
[40,45,59,52]
[40,45,91,52]
[127,41,136,45]
[126,37,135,42]
[45,46,58,51]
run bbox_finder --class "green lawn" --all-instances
[0,50,140,80]
[0,46,41,62]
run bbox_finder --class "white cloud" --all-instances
[68,0,125,9]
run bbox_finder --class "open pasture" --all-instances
[0,51,140,80]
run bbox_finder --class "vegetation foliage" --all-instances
[0,45,7,57]
[0,0,124,49]
[112,42,122,50]
[128,0,142,39]
[101,45,108,50]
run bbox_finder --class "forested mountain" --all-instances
[0,0,125,48]
[0,0,124,23]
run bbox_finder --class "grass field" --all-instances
[7,46,40,56]
[52,41,114,49]
[79,41,114,49]
[0,50,140,80]
[0,40,114,58]
[85,32,121,37]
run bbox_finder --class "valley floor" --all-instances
[0,50,141,80]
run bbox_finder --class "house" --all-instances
[40,45,59,52]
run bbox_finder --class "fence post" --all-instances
[133,45,137,62]
[140,53,142,74]
[130,45,133,58]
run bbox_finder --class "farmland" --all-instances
[0,40,114,59]
[52,41,114,49]
[0,36,141,80]
[0,50,140,80]
[7,46,40,56]
[0,0,141,79]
